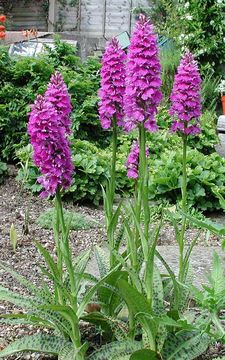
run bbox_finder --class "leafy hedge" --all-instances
[0,39,223,210]
[0,39,107,162]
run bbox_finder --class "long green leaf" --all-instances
[117,279,151,316]
[0,285,37,309]
[77,262,122,318]
[152,264,165,315]
[95,246,110,278]
[162,331,210,360]
[130,349,157,360]
[0,334,70,357]
[0,313,52,327]
[183,213,225,235]
[88,340,142,360]
[35,241,61,280]
[0,262,42,296]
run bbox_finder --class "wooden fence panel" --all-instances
[105,0,131,37]
[8,0,47,31]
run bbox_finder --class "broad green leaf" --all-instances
[95,246,110,278]
[0,261,49,299]
[152,264,165,315]
[59,344,76,360]
[59,342,89,360]
[162,331,210,360]
[130,349,157,360]
[0,285,36,309]
[98,270,127,316]
[117,279,151,316]
[0,313,52,328]
[88,340,142,360]
[77,262,122,318]
[0,334,70,357]
[212,189,225,211]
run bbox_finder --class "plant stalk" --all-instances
[108,117,118,267]
[179,134,187,281]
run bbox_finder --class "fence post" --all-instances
[48,0,56,31]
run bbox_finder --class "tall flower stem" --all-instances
[110,117,117,203]
[55,189,82,351]
[179,134,187,281]
[138,123,149,260]
[108,117,118,268]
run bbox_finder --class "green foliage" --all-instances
[201,69,222,112]
[176,0,225,73]
[191,252,225,314]
[16,140,111,204]
[36,208,98,230]
[0,161,7,183]
[88,340,142,360]
[187,111,219,154]
[0,51,53,160]
[68,139,110,204]
[0,39,104,162]
[149,147,225,211]
[160,45,181,101]
[0,334,70,358]
[161,331,210,359]
[143,0,225,74]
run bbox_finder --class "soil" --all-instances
[0,169,224,359]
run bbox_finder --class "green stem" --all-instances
[110,117,117,203]
[108,117,118,268]
[55,189,82,351]
[179,134,187,281]
[138,123,149,259]
[55,189,77,311]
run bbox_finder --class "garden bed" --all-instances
[0,172,224,359]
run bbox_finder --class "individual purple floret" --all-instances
[45,71,72,135]
[124,14,162,132]
[169,51,202,135]
[28,95,74,197]
[99,38,126,129]
[126,141,149,179]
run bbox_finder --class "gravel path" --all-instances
[0,171,224,359]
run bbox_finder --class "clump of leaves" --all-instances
[36,208,98,230]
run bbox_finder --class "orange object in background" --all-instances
[0,15,6,23]
[22,28,38,39]
[0,31,6,39]
[222,96,225,115]
[0,25,5,31]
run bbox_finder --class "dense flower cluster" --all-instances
[45,71,72,134]
[124,14,162,132]
[126,141,149,179]
[28,94,73,197]
[169,51,201,135]
[98,38,126,129]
